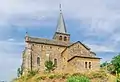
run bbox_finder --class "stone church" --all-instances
[22,7,100,74]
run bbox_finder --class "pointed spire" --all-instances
[56,4,67,34]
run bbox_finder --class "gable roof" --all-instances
[67,56,101,62]
[68,41,90,50]
[61,41,90,55]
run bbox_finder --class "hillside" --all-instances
[13,70,117,82]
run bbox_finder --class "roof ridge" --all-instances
[25,36,73,47]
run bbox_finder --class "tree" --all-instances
[17,68,21,77]
[45,60,55,73]
[100,61,109,67]
[17,66,23,77]
[111,54,120,73]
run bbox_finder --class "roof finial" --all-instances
[59,4,62,13]
[25,31,28,36]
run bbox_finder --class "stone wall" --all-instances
[68,42,91,60]
[67,57,100,73]
[22,40,100,74]
[30,43,66,72]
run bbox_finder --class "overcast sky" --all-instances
[0,0,120,81]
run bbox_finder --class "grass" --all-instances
[13,70,117,82]
[67,76,90,82]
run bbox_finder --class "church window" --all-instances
[89,62,91,69]
[59,36,62,40]
[50,46,52,49]
[64,36,67,41]
[32,44,34,46]
[54,59,57,67]
[37,57,40,66]
[85,62,87,68]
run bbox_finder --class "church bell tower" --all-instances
[53,4,70,42]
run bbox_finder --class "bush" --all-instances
[45,60,55,73]
[72,73,85,77]
[67,76,90,82]
[49,74,62,79]
[28,70,38,76]
[49,74,56,79]
[87,71,107,79]
[36,76,42,81]
[62,73,70,79]
[26,70,38,80]
[39,76,47,80]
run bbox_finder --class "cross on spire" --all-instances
[59,4,62,12]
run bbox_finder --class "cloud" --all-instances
[0,0,120,81]
[0,40,24,81]
[0,0,120,33]
[8,38,15,41]
[86,44,116,53]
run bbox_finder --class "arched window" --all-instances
[85,62,87,68]
[64,36,67,41]
[89,62,91,69]
[37,57,40,66]
[54,59,57,67]
[59,36,62,40]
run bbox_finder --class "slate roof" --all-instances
[56,11,67,33]
[56,4,67,34]
[68,56,101,62]
[25,36,72,47]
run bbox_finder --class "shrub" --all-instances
[87,71,107,79]
[62,73,70,79]
[72,73,85,77]
[45,60,55,73]
[49,74,62,79]
[28,70,38,76]
[26,70,38,80]
[39,76,47,80]
[67,76,90,82]
[49,74,56,79]
[36,76,42,81]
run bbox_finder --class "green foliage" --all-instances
[17,66,23,77]
[111,54,120,73]
[88,71,107,79]
[49,74,62,79]
[49,74,56,79]
[36,76,42,81]
[70,71,107,80]
[107,64,115,74]
[26,70,38,80]
[35,76,43,82]
[72,73,85,77]
[67,76,90,82]
[17,68,21,77]
[100,61,109,67]
[61,73,70,79]
[28,70,38,76]
[45,60,55,73]
[36,76,47,81]
[39,76,46,80]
